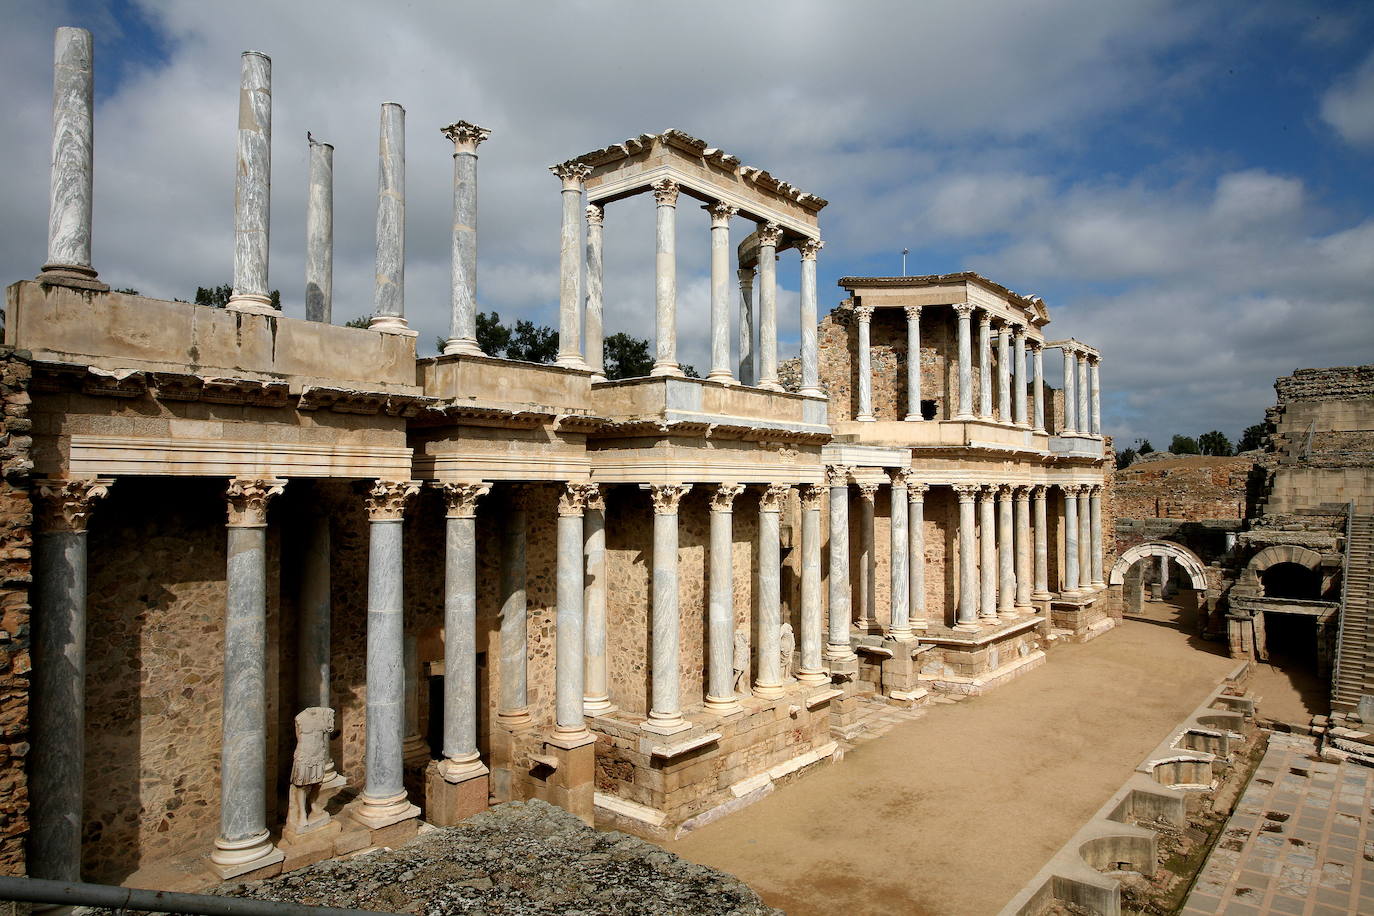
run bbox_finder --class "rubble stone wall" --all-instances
[1113,456,1253,524]
[1275,365,1374,404]
[0,350,31,877]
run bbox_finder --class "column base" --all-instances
[706,370,736,384]
[759,380,784,392]
[997,612,1018,622]
[348,790,420,830]
[549,724,594,746]
[751,683,785,700]
[209,830,285,879]
[369,315,419,337]
[496,707,535,730]
[1033,427,1047,435]
[649,362,683,377]
[425,760,490,827]
[824,644,857,662]
[703,694,744,715]
[441,337,484,357]
[226,294,279,316]
[856,414,876,422]
[642,713,691,735]
[800,386,824,397]
[1015,604,1036,617]
[953,620,981,632]
[887,627,916,641]
[954,413,975,421]
[903,414,923,422]
[556,353,589,370]
[795,668,830,686]
[1090,580,1106,590]
[37,263,108,292]
[436,753,489,783]
[582,695,616,716]
[1031,590,1053,601]
[402,734,431,768]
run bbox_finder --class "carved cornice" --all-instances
[824,465,852,487]
[889,468,913,489]
[365,479,420,521]
[908,482,929,502]
[856,482,879,502]
[759,483,791,513]
[903,305,922,321]
[854,305,874,323]
[441,120,491,152]
[708,201,738,226]
[953,484,980,501]
[550,161,592,189]
[585,204,604,227]
[650,483,692,515]
[226,477,286,528]
[437,482,491,519]
[710,482,745,513]
[757,222,783,247]
[651,177,680,206]
[34,478,113,533]
[799,484,824,511]
[799,238,824,260]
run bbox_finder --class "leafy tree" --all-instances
[1238,423,1267,452]
[605,332,654,380]
[506,319,559,363]
[1198,430,1233,456]
[681,363,701,379]
[344,315,372,329]
[477,310,512,357]
[1116,447,1137,469]
[113,287,140,295]
[1170,434,1200,455]
[194,283,280,310]
[1139,439,1154,455]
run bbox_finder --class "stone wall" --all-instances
[1114,456,1253,524]
[816,306,958,423]
[1274,365,1374,404]
[0,350,31,877]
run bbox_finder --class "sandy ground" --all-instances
[660,617,1253,916]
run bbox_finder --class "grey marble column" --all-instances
[978,313,994,420]
[497,490,531,728]
[40,28,103,289]
[978,486,998,621]
[826,466,856,660]
[355,480,420,828]
[305,135,333,323]
[650,179,682,377]
[997,322,1012,423]
[437,483,490,781]
[708,203,738,383]
[1077,488,1092,593]
[799,238,824,396]
[1032,485,1050,600]
[856,482,879,629]
[298,512,331,708]
[904,306,923,421]
[855,306,876,421]
[1013,325,1028,427]
[212,478,286,875]
[647,484,691,731]
[888,472,913,640]
[757,223,783,390]
[738,267,756,385]
[369,104,414,336]
[797,484,828,684]
[29,479,110,881]
[1062,485,1081,594]
[583,486,612,714]
[909,484,928,630]
[402,633,428,767]
[551,162,591,368]
[227,52,274,314]
[1061,348,1077,435]
[1077,353,1090,438]
[585,205,606,379]
[1014,486,1033,613]
[706,484,745,711]
[441,121,490,356]
[754,485,788,699]
[997,486,1016,619]
[954,303,975,420]
[955,485,979,628]
[1089,484,1105,588]
[1089,356,1102,436]
[1032,343,1046,433]
[555,484,592,739]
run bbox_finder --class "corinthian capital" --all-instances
[857,482,879,502]
[650,483,692,515]
[35,478,113,533]
[437,482,491,518]
[799,484,825,511]
[550,160,592,189]
[651,178,680,206]
[951,302,975,320]
[757,222,783,247]
[441,120,491,153]
[707,201,737,226]
[908,482,929,502]
[558,482,596,517]
[953,484,979,501]
[365,479,420,521]
[710,482,745,513]
[890,468,913,488]
[904,305,923,321]
[854,305,874,323]
[583,484,606,513]
[226,477,286,528]
[799,238,824,260]
[824,465,852,488]
[759,484,791,513]
[585,204,604,227]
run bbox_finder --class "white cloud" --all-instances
[1321,49,1374,146]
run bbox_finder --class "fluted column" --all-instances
[904,306,923,420]
[1013,325,1028,426]
[584,205,605,379]
[1032,342,1046,433]
[997,322,1012,423]
[978,486,998,621]
[441,121,490,356]
[754,485,788,699]
[826,466,856,660]
[954,303,975,420]
[212,478,286,875]
[738,267,756,385]
[888,471,913,640]
[1089,484,1105,588]
[1062,485,1081,595]
[227,52,274,313]
[1077,486,1092,593]
[436,483,490,781]
[997,485,1016,619]
[1077,352,1090,438]
[757,223,783,390]
[40,28,104,289]
[856,482,878,630]
[855,305,876,421]
[583,486,612,714]
[304,136,334,322]
[706,484,745,712]
[368,103,414,335]
[707,203,738,382]
[954,485,979,629]
[551,162,591,369]
[1014,486,1033,613]
[1061,347,1077,435]
[1089,356,1102,436]
[554,484,592,740]
[978,313,994,419]
[497,489,531,728]
[799,238,824,396]
[1032,485,1050,600]
[797,485,828,684]
[647,484,692,731]
[909,484,928,630]
[30,479,111,881]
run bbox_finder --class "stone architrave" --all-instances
[754,484,790,699]
[650,179,683,377]
[706,484,745,712]
[369,104,415,336]
[953,485,980,629]
[953,303,975,420]
[888,470,913,640]
[708,203,738,383]
[855,482,879,630]
[757,222,784,390]
[441,120,491,356]
[305,135,333,322]
[551,162,591,369]
[585,205,606,379]
[583,485,612,714]
[646,484,692,732]
[437,482,491,782]
[904,305,923,420]
[798,238,824,395]
[854,305,876,422]
[826,466,856,661]
[908,483,929,630]
[227,52,274,313]
[797,484,828,684]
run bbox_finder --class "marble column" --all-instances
[1089,356,1102,436]
[1013,325,1028,427]
[305,135,333,323]
[1077,353,1090,439]
[584,205,606,379]
[583,486,612,714]
[978,313,994,419]
[997,322,1012,423]
[354,480,421,829]
[707,203,738,383]
[436,483,490,781]
[497,489,531,728]
[212,478,286,875]
[1032,343,1046,433]
[647,484,691,731]
[1014,486,1033,613]
[797,485,828,684]
[1157,555,1170,598]
[754,485,789,699]
[1032,485,1051,600]
[649,179,683,376]
[40,28,104,289]
[551,162,592,369]
[706,484,745,711]
[888,471,913,640]
[402,634,427,767]
[997,486,1016,620]
[227,52,274,313]
[1062,485,1081,595]
[555,484,592,739]
[909,484,928,630]
[954,303,975,420]
[978,486,998,621]
[904,305,923,421]
[954,485,980,629]
[441,121,491,356]
[826,466,856,660]
[757,223,783,390]
[1061,348,1077,435]
[855,305,876,422]
[856,482,879,630]
[369,104,414,335]
[1077,487,1091,595]
[738,267,756,385]
[1089,484,1105,589]
[30,479,110,881]
[298,513,331,709]
[799,238,824,396]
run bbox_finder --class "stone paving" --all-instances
[1183,733,1374,916]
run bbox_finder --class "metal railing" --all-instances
[0,877,389,916]
[1330,500,1355,710]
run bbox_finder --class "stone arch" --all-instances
[1245,544,1322,575]
[1109,540,1209,591]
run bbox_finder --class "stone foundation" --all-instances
[1051,590,1114,642]
[918,618,1046,694]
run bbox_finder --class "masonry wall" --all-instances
[1114,455,1252,523]
[0,351,31,876]
[817,306,959,423]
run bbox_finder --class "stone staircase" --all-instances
[1333,514,1374,713]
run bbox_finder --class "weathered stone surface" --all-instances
[0,350,31,877]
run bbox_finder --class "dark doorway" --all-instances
[1261,612,1318,671]
[1261,563,1321,600]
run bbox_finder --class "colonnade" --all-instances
[1054,343,1103,436]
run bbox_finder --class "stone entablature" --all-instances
[838,272,1049,334]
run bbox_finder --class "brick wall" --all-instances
[0,350,31,876]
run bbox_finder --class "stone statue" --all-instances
[732,627,750,694]
[287,706,335,834]
[780,621,795,682]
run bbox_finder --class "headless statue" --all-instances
[287,706,335,834]
[780,621,796,682]
[732,627,750,694]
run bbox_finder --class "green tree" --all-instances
[506,319,558,363]
[194,283,280,310]
[1238,423,1266,452]
[605,332,654,380]
[113,287,140,295]
[1198,430,1233,456]
[477,310,512,357]
[1116,447,1137,469]
[1170,434,1200,455]
[1139,439,1154,455]
[345,315,372,329]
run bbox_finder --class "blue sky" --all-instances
[2,0,1371,450]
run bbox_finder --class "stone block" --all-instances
[424,765,490,827]
[370,816,418,848]
[334,824,371,855]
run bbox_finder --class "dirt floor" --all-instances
[659,615,1250,916]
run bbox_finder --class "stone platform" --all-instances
[917,617,1046,695]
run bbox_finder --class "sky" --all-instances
[2,0,1372,450]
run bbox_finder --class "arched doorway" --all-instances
[1108,541,1212,632]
